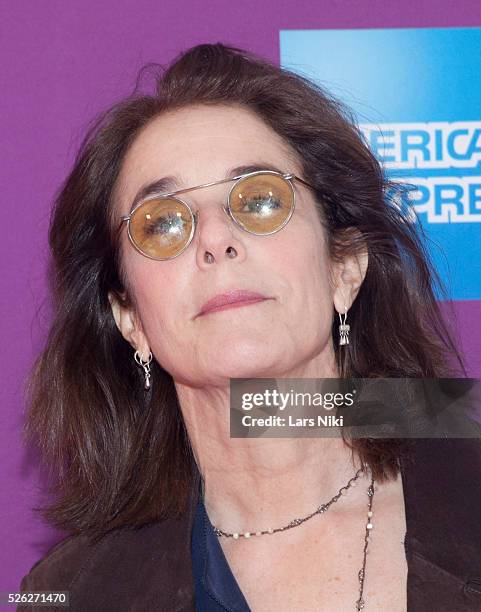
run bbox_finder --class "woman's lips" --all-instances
[196,290,272,318]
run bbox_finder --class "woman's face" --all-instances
[111,104,344,386]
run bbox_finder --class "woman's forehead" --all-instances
[128,105,294,163]
[116,105,301,202]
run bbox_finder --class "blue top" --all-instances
[191,489,251,611]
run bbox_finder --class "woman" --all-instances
[18,43,481,611]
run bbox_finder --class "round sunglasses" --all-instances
[118,169,315,261]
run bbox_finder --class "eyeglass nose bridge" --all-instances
[187,203,241,261]
[188,202,231,227]
[139,199,234,264]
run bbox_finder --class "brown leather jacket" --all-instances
[18,439,481,611]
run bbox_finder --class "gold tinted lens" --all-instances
[229,173,294,234]
[129,197,194,260]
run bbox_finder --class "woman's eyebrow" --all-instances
[128,162,287,212]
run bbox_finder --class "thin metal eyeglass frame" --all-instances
[117,169,316,261]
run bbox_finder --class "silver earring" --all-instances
[338,306,350,346]
[134,350,153,389]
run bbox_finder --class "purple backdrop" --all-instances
[2,0,480,592]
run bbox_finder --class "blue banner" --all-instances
[280,27,481,300]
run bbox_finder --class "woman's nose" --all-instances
[194,201,245,267]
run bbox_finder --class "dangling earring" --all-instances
[338,306,350,346]
[134,350,153,389]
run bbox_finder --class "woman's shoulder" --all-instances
[17,531,99,611]
[399,438,481,607]
[17,529,122,607]
[401,437,481,514]
[18,514,196,611]
[401,437,481,483]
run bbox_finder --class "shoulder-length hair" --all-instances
[23,43,466,543]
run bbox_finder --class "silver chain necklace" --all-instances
[210,467,375,611]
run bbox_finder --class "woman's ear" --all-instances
[330,228,369,312]
[108,291,151,360]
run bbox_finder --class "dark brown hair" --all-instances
[23,43,466,543]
